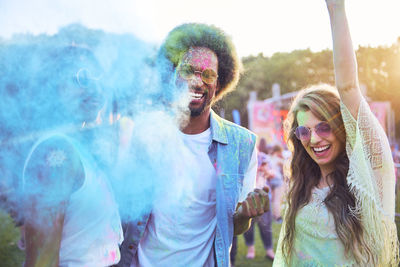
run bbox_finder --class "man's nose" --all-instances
[188,73,203,87]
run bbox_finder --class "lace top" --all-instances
[273,97,398,267]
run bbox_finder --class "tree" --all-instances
[220,40,400,139]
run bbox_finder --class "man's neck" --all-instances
[181,109,211,134]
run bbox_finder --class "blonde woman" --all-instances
[273,0,398,266]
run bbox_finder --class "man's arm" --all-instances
[24,137,84,267]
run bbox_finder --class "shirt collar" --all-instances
[210,109,228,145]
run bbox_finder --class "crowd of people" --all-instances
[0,0,399,266]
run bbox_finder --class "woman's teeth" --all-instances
[313,145,330,152]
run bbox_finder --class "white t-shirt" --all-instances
[59,158,124,266]
[23,136,123,267]
[137,128,256,267]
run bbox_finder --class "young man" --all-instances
[117,23,269,267]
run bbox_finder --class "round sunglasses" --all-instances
[177,64,218,85]
[295,121,332,142]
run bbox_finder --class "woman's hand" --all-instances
[325,0,344,8]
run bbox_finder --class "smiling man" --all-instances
[178,47,218,117]
[117,23,269,267]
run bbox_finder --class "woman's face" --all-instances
[296,110,344,176]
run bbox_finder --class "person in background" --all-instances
[244,151,276,261]
[230,235,238,267]
[268,144,285,222]
[390,143,400,190]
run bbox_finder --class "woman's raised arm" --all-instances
[326,0,362,118]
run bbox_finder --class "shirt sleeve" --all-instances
[341,97,395,217]
[340,96,398,265]
[23,135,84,219]
[238,146,257,202]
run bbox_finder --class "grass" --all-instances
[234,221,282,267]
[1,184,399,267]
[0,209,282,267]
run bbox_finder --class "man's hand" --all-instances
[236,186,270,219]
[233,186,269,235]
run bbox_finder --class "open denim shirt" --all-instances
[117,110,257,267]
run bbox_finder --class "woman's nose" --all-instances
[309,129,322,144]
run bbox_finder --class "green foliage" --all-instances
[0,210,25,267]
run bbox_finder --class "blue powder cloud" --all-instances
[0,24,192,225]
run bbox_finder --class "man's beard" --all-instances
[190,94,210,117]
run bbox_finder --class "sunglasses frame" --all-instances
[295,121,332,142]
[177,63,218,85]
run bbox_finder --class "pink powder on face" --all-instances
[182,47,218,71]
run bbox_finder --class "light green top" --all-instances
[273,186,355,267]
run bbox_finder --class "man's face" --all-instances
[176,47,219,117]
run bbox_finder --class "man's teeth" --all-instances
[189,92,203,99]
[313,145,330,152]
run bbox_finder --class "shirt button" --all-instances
[128,244,134,249]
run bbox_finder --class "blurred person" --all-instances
[258,137,269,154]
[390,143,400,193]
[268,144,285,221]
[117,23,269,267]
[244,152,276,261]
[22,46,123,267]
[273,0,398,266]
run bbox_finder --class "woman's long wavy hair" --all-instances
[281,84,373,264]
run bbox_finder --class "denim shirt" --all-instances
[116,110,257,267]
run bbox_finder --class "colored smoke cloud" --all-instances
[0,24,194,225]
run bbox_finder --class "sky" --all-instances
[0,0,399,57]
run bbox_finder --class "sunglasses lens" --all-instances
[178,64,217,84]
[295,126,310,141]
[178,64,193,79]
[201,69,218,84]
[316,122,332,137]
